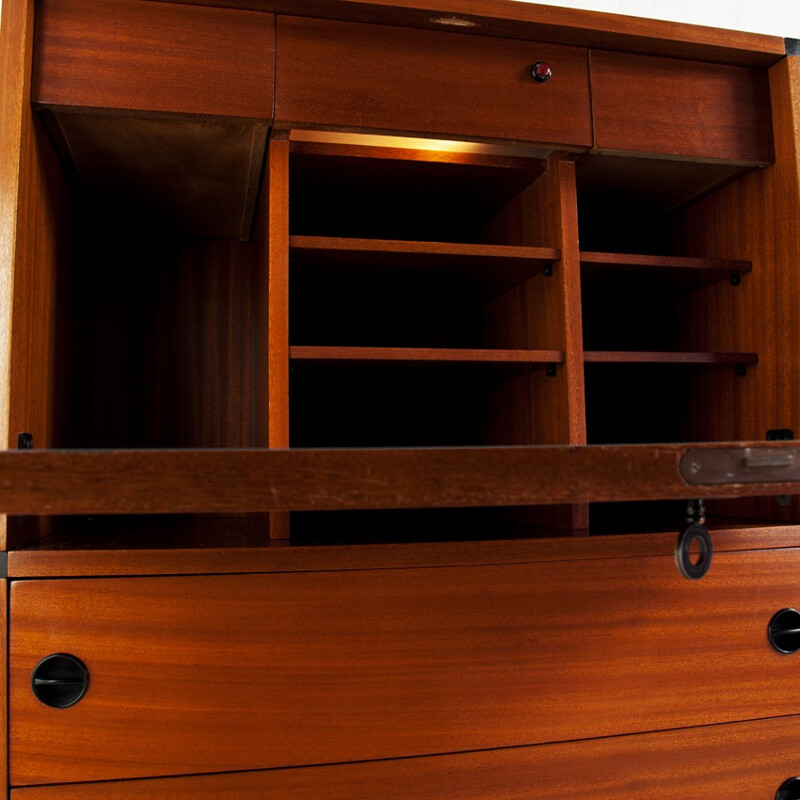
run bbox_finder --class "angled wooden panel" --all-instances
[276,16,593,147]
[32,0,274,118]
[11,716,800,798]
[10,549,800,784]
[591,50,773,164]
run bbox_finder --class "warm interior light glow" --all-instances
[289,130,547,159]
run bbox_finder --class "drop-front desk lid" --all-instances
[1,442,800,515]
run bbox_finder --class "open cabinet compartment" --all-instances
[284,135,587,537]
[10,111,800,552]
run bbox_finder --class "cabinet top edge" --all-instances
[140,0,786,67]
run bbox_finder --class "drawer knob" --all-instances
[777,777,800,799]
[31,654,89,708]
[531,62,552,83]
[768,609,800,654]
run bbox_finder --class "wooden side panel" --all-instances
[32,0,274,118]
[10,549,800,784]
[276,16,593,147]
[0,580,7,799]
[482,154,587,528]
[11,716,800,799]
[0,0,33,460]
[672,56,800,523]
[267,135,290,538]
[1,0,73,550]
[591,51,774,164]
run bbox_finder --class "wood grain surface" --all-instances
[276,16,593,147]
[290,346,565,365]
[591,51,774,164]
[32,0,274,118]
[267,136,291,538]
[0,0,32,462]
[149,0,786,67]
[0,0,73,551]
[3,442,800,515]
[481,154,587,528]
[581,251,752,286]
[9,522,800,578]
[291,236,559,266]
[11,549,800,784]
[11,715,800,798]
[670,56,800,524]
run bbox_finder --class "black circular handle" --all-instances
[31,654,89,708]
[769,609,800,654]
[777,777,800,799]
[675,523,712,580]
[531,62,552,83]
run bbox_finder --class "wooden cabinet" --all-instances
[3,0,800,796]
[10,716,800,799]
[10,549,800,785]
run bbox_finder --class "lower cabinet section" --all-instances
[10,716,800,799]
[9,548,800,785]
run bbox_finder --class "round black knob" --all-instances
[777,777,800,799]
[768,609,800,654]
[31,654,89,708]
[675,523,712,580]
[531,62,552,83]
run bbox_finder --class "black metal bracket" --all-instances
[675,499,712,580]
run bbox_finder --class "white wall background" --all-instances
[524,0,800,39]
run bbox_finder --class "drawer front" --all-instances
[276,16,593,147]
[591,50,773,164]
[33,0,274,118]
[11,716,800,799]
[10,549,800,785]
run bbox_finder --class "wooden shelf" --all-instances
[291,236,559,267]
[290,237,560,296]
[584,351,758,368]
[290,346,565,368]
[580,251,752,285]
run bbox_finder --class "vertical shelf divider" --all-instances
[267,132,291,539]
[482,152,588,530]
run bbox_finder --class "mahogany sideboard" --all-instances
[4,0,800,796]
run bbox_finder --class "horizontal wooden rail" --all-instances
[1,443,800,515]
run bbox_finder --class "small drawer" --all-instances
[32,0,274,118]
[591,50,773,164]
[10,716,800,799]
[10,548,800,785]
[276,16,593,148]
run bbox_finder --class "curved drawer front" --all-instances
[276,16,593,147]
[10,716,800,799]
[10,548,800,784]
